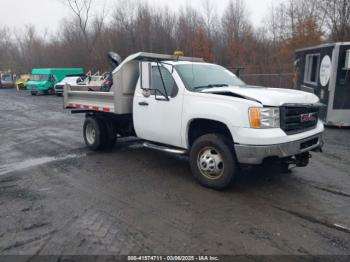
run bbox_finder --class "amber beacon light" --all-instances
[174,50,184,57]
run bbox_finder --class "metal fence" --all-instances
[240,73,294,89]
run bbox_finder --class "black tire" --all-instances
[99,118,117,149]
[31,92,37,96]
[83,116,107,151]
[45,89,54,95]
[56,93,63,97]
[281,162,291,174]
[190,134,238,190]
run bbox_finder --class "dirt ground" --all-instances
[0,89,349,256]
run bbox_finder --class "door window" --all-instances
[151,66,178,98]
[304,54,320,85]
[50,75,57,82]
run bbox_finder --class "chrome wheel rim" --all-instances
[86,123,96,145]
[197,147,224,179]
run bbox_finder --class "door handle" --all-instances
[138,101,149,106]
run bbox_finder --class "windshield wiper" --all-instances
[193,84,228,90]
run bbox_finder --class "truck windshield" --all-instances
[32,74,49,81]
[1,74,12,81]
[175,64,245,91]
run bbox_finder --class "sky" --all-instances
[0,0,286,34]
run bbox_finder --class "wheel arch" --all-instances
[187,118,234,148]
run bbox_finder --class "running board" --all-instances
[143,142,187,155]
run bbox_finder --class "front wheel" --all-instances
[190,134,238,190]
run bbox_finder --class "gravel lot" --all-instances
[0,89,349,256]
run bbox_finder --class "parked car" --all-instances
[27,68,84,95]
[64,52,324,190]
[54,75,84,96]
[0,72,15,88]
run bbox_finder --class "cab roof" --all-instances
[113,52,204,73]
[295,42,350,52]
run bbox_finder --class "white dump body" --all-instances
[63,52,203,114]
[64,87,115,113]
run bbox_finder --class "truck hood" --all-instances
[201,85,319,106]
[56,80,78,86]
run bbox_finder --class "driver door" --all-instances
[133,63,183,147]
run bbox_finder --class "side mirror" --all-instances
[140,62,151,97]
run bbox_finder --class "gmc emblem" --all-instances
[300,113,317,123]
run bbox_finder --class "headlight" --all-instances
[249,107,280,129]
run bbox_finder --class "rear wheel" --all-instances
[83,117,107,151]
[100,118,117,149]
[45,89,54,95]
[190,134,238,190]
[31,92,37,96]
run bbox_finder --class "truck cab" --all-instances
[64,52,324,190]
[0,72,15,88]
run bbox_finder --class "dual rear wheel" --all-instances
[83,116,117,151]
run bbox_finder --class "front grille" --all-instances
[280,105,319,135]
[55,85,64,90]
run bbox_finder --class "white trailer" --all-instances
[295,42,350,126]
[64,52,324,190]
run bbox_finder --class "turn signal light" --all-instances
[249,108,261,129]
[249,107,280,129]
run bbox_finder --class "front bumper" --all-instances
[0,83,15,88]
[234,133,323,165]
[54,86,64,94]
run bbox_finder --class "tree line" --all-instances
[0,0,349,75]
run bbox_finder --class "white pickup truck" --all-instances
[63,52,324,189]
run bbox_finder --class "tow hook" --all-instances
[295,152,311,167]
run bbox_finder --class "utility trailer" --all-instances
[295,42,350,126]
[64,51,324,190]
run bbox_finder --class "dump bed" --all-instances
[64,86,116,112]
[64,52,203,114]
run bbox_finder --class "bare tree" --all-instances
[62,0,92,43]
[321,0,350,41]
[1,0,348,81]
[222,0,251,41]
[60,0,106,69]
[176,5,204,56]
[201,0,217,40]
